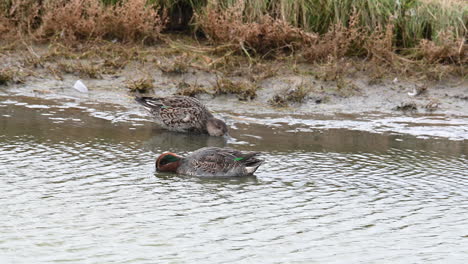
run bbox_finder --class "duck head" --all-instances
[156,152,182,172]
[206,118,228,137]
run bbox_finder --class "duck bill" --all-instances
[223,133,232,140]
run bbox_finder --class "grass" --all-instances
[0,67,25,85]
[175,81,208,97]
[125,77,154,92]
[57,61,103,79]
[172,78,258,100]
[199,0,466,47]
[0,1,465,100]
[0,1,465,78]
[0,0,166,43]
[0,68,15,85]
[214,78,258,101]
[268,81,313,107]
[0,1,464,48]
[157,55,191,74]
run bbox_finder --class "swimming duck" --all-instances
[135,96,228,136]
[156,147,264,177]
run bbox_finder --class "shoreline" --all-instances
[1,41,466,117]
[1,40,467,142]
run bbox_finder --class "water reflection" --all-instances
[155,172,259,184]
[1,94,467,155]
[0,94,467,263]
[143,131,227,153]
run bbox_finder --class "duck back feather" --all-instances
[177,147,263,177]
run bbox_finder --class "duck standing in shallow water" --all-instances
[156,147,264,177]
[135,96,228,136]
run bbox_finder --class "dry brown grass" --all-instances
[0,0,41,37]
[303,16,466,79]
[125,77,154,93]
[0,17,13,38]
[57,61,103,78]
[175,82,208,97]
[157,55,191,74]
[2,0,167,43]
[1,0,464,83]
[214,78,257,101]
[303,14,364,63]
[363,23,396,65]
[418,33,466,65]
[102,58,127,74]
[302,13,401,69]
[195,5,465,80]
[0,68,15,85]
[268,82,313,107]
[1,0,464,95]
[0,67,25,85]
[196,3,317,56]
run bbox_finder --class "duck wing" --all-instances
[159,106,207,132]
[136,96,211,131]
[160,96,209,110]
[135,97,165,110]
[135,96,209,111]
[184,147,263,176]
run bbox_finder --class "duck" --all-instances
[156,147,264,177]
[135,96,228,136]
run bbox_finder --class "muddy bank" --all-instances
[6,69,468,116]
[1,42,467,140]
[1,42,467,114]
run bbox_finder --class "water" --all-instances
[1,95,467,263]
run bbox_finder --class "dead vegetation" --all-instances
[424,100,440,112]
[196,5,465,79]
[269,82,314,107]
[197,3,317,56]
[125,77,154,93]
[56,61,103,79]
[173,77,259,100]
[0,68,15,85]
[157,55,190,74]
[102,58,127,74]
[10,41,164,80]
[213,78,258,101]
[394,102,418,112]
[0,0,465,82]
[175,82,208,97]
[303,14,364,63]
[418,33,467,65]
[1,0,167,43]
[0,67,25,85]
[0,1,465,105]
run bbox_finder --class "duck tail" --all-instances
[135,97,163,110]
[243,154,264,175]
[245,160,263,175]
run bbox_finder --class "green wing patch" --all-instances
[161,105,171,109]
[234,157,244,161]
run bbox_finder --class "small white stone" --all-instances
[73,80,88,93]
[408,88,417,97]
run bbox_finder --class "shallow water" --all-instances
[1,94,467,263]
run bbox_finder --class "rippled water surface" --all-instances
[1,95,467,263]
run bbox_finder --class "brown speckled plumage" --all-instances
[156,147,264,177]
[135,96,228,136]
